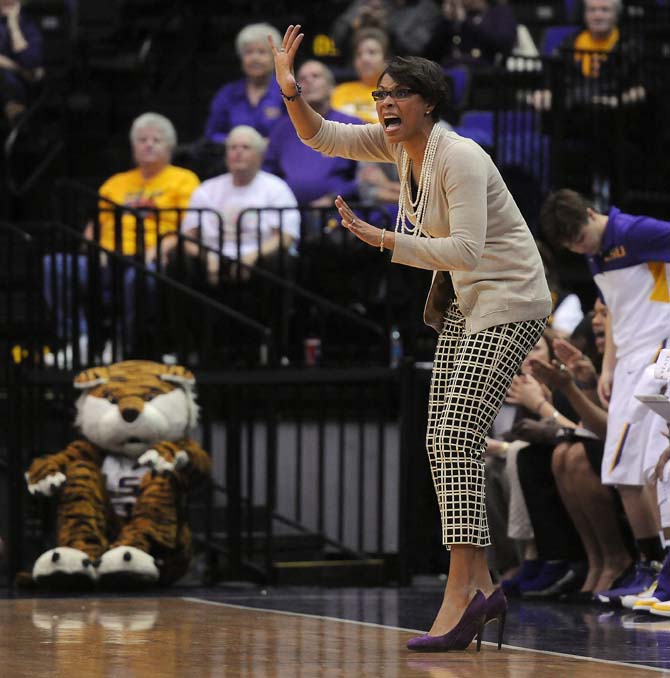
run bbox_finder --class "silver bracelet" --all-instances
[379,228,386,252]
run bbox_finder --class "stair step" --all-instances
[192,530,325,560]
[272,558,386,586]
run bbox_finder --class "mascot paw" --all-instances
[97,546,159,588]
[25,471,66,497]
[137,448,188,474]
[32,547,97,589]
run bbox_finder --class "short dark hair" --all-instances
[377,56,450,121]
[539,189,591,248]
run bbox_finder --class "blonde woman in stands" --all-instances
[204,22,286,145]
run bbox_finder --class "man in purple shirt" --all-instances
[0,0,42,124]
[263,60,363,206]
[204,22,286,144]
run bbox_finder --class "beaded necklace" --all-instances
[395,123,443,238]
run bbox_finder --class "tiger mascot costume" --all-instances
[24,360,211,588]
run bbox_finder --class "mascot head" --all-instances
[73,360,199,458]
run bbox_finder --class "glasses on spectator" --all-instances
[371,87,416,102]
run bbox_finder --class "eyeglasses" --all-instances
[371,87,416,102]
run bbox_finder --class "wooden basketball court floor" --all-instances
[2,588,670,677]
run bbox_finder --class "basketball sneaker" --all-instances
[500,559,544,598]
[520,560,580,598]
[621,581,657,609]
[636,552,670,612]
[596,561,660,606]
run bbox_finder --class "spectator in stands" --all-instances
[540,188,670,604]
[174,125,300,287]
[264,60,362,207]
[332,27,390,124]
[531,0,642,111]
[86,113,200,263]
[44,113,199,362]
[566,0,622,77]
[330,0,441,57]
[204,23,286,145]
[0,0,42,125]
[424,0,518,69]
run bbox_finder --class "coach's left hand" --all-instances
[335,195,395,252]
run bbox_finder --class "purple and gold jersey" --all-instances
[589,207,670,358]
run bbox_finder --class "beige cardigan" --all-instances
[303,120,552,334]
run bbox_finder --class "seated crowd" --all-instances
[39,5,670,613]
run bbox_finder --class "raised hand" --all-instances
[268,25,304,95]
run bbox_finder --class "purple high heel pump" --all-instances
[406,590,487,652]
[485,588,508,650]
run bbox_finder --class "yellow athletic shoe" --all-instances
[623,580,657,609]
[650,600,670,617]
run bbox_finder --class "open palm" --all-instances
[268,25,304,94]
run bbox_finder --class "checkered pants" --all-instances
[426,305,547,547]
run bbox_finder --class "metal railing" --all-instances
[4,85,65,197]
[4,219,272,370]
[52,179,396,366]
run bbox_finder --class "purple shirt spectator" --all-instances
[204,77,286,144]
[263,109,363,205]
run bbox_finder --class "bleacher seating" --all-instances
[0,0,669,364]
[23,0,76,81]
[540,24,578,56]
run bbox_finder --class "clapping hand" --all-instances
[553,338,598,388]
[529,357,573,391]
[505,373,546,412]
